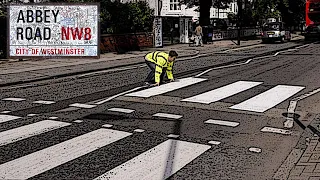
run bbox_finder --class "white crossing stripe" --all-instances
[261,127,292,135]
[125,77,207,98]
[181,81,263,104]
[108,108,135,113]
[33,100,55,104]
[27,114,37,117]
[249,147,262,153]
[49,117,58,120]
[2,98,25,101]
[0,111,11,114]
[94,139,211,180]
[0,120,71,146]
[168,134,179,138]
[102,124,113,128]
[208,141,221,145]
[0,129,132,179]
[204,119,239,127]
[134,129,145,133]
[230,85,305,112]
[69,103,97,109]
[0,115,21,123]
[153,113,182,119]
[73,120,83,123]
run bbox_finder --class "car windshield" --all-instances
[263,24,280,31]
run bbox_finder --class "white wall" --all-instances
[160,0,238,20]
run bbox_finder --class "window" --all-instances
[170,0,181,10]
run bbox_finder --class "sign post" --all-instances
[7,3,100,58]
[153,16,163,48]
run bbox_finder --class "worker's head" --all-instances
[168,50,178,62]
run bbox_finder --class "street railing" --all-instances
[212,28,262,41]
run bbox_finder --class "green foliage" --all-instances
[251,0,304,26]
[38,0,154,34]
[227,12,237,24]
[212,0,233,9]
[99,0,154,34]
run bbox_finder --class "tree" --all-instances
[227,12,237,25]
[48,0,154,34]
[252,0,283,25]
[181,0,234,26]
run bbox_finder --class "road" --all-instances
[0,40,319,180]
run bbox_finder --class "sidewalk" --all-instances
[273,115,320,180]
[0,39,264,86]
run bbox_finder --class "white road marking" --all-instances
[195,43,314,78]
[78,65,147,78]
[27,114,37,117]
[102,124,113,128]
[0,115,21,123]
[2,98,25,102]
[125,77,207,98]
[0,120,71,146]
[94,139,211,180]
[49,117,58,120]
[208,141,221,145]
[168,134,179,138]
[108,108,135,113]
[204,119,239,127]
[33,100,55,105]
[195,68,213,77]
[249,147,262,153]
[69,103,96,109]
[223,44,264,53]
[181,81,262,104]
[285,87,320,128]
[73,120,83,123]
[134,129,145,133]
[293,87,320,101]
[195,59,253,77]
[0,129,132,179]
[95,86,144,105]
[274,49,297,56]
[153,113,182,119]
[261,127,292,135]
[230,85,305,112]
[0,111,11,114]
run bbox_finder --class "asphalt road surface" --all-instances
[0,40,319,180]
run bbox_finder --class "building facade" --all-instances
[118,0,239,21]
[160,0,238,22]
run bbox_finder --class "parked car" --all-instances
[261,22,291,43]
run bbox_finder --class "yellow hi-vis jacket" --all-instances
[145,51,174,83]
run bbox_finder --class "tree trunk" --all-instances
[199,0,212,26]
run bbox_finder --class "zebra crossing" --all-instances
[126,77,306,113]
[0,77,305,114]
[0,113,214,179]
[0,76,307,179]
[0,109,294,179]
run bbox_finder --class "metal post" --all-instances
[237,0,242,45]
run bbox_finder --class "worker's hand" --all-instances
[153,82,160,86]
[170,79,175,82]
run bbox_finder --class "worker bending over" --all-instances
[144,50,178,86]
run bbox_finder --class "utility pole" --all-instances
[237,0,242,45]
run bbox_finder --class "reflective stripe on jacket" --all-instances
[145,51,174,83]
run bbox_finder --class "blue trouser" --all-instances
[145,60,166,84]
